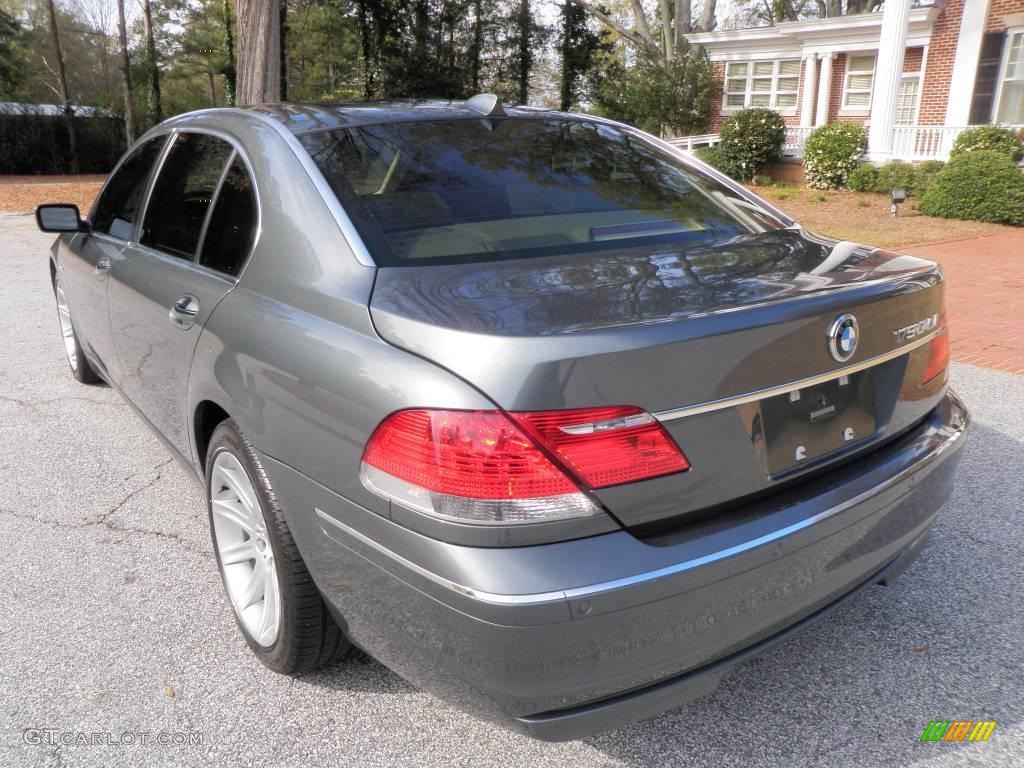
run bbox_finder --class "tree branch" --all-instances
[567,0,661,58]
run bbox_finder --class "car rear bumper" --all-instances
[262,389,968,740]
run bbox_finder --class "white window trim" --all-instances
[840,53,876,116]
[720,59,801,116]
[992,27,1024,124]
[895,73,922,126]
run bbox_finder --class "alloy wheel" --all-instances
[54,281,77,371]
[210,450,281,647]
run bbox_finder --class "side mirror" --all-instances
[36,204,88,233]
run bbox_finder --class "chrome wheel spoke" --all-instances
[218,537,259,566]
[256,565,279,641]
[211,498,255,536]
[238,562,266,610]
[215,465,259,518]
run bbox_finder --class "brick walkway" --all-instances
[904,230,1024,376]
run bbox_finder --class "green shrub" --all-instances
[950,125,1023,163]
[715,107,786,181]
[803,122,865,190]
[847,164,880,193]
[694,144,724,171]
[876,160,919,194]
[0,110,125,174]
[844,159,946,196]
[914,160,946,197]
[920,150,1024,225]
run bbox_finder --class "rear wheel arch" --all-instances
[194,399,232,475]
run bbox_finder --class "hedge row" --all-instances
[0,113,126,174]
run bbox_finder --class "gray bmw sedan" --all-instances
[36,95,968,740]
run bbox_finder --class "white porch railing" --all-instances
[667,126,812,157]
[670,124,1024,163]
[782,126,813,157]
[890,125,964,161]
[665,133,721,151]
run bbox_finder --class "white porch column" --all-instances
[801,53,818,128]
[867,0,913,162]
[945,0,992,125]
[815,53,833,127]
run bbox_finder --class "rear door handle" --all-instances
[95,256,111,279]
[169,294,200,330]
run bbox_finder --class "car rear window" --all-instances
[300,118,786,266]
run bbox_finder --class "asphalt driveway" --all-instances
[0,212,1021,767]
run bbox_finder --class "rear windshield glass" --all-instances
[300,118,786,266]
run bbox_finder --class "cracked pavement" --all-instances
[1,212,1022,767]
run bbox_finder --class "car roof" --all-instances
[236,98,571,136]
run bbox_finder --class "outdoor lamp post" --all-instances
[891,187,907,217]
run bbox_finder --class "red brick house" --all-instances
[679,0,1024,162]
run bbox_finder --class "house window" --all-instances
[843,54,876,111]
[895,74,920,125]
[995,31,1024,124]
[724,59,800,111]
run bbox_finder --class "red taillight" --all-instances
[510,406,690,488]
[361,406,689,525]
[922,329,950,384]
[362,409,577,499]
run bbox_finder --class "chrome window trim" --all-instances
[654,329,940,423]
[246,110,377,268]
[313,405,965,609]
[131,126,263,284]
[194,148,236,261]
[87,132,171,239]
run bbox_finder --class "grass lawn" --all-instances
[750,184,1014,249]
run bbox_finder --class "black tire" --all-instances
[205,419,352,673]
[53,276,101,384]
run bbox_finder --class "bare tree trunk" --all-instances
[207,70,217,104]
[236,0,281,104]
[674,0,691,45]
[279,0,288,100]
[698,0,717,32]
[627,0,653,44]
[826,0,842,17]
[659,0,673,60]
[116,0,135,146]
[470,0,483,92]
[142,0,162,122]
[44,0,78,173]
[516,0,531,103]
[221,0,236,106]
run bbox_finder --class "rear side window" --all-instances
[300,118,784,266]
[141,132,233,260]
[92,137,166,240]
[199,157,257,277]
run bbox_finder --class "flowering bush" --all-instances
[715,107,786,181]
[950,125,1023,163]
[921,151,1024,225]
[802,122,865,190]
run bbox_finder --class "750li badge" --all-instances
[894,314,939,344]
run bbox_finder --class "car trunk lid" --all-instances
[369,229,947,531]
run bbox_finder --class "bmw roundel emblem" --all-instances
[827,314,859,362]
